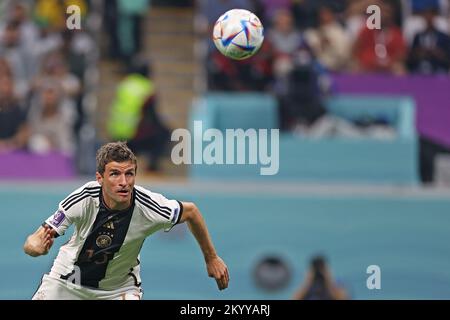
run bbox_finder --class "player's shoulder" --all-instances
[68,181,101,197]
[80,180,101,189]
[134,185,179,222]
[134,185,173,210]
[59,181,101,211]
[134,184,163,204]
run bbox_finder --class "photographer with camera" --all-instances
[292,255,349,300]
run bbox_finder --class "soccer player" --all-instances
[24,141,229,300]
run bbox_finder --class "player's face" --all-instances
[96,161,136,210]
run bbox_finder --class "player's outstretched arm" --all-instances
[180,202,229,290]
[23,225,55,257]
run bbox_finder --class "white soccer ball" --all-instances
[212,9,264,60]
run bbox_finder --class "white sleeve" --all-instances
[44,182,99,236]
[135,188,183,232]
[44,206,73,236]
[162,199,183,232]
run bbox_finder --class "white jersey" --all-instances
[44,181,182,291]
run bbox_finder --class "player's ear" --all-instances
[95,172,103,186]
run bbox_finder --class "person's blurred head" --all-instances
[318,6,336,26]
[422,7,438,29]
[39,82,62,111]
[310,255,327,282]
[2,21,21,47]
[42,51,67,76]
[128,56,153,78]
[9,2,29,24]
[273,9,295,34]
[379,1,396,28]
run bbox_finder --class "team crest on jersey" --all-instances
[51,210,66,227]
[96,235,112,248]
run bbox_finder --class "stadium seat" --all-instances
[191,93,279,131]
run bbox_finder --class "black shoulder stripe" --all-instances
[63,192,99,211]
[61,186,101,207]
[135,190,172,216]
[62,190,100,211]
[61,186,100,207]
[136,194,170,219]
[135,189,172,215]
[136,189,171,212]
[136,197,170,220]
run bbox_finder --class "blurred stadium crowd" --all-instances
[203,0,450,81]
[0,0,98,173]
[1,0,450,183]
[199,0,450,128]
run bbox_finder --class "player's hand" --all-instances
[28,225,55,256]
[42,225,56,253]
[206,255,229,290]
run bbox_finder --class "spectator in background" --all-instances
[344,0,376,41]
[292,255,349,300]
[305,5,351,72]
[103,0,120,60]
[0,2,64,98]
[0,1,39,46]
[60,28,96,139]
[268,8,304,62]
[277,60,327,131]
[407,7,450,74]
[352,1,407,74]
[0,74,29,152]
[34,51,81,100]
[259,0,292,25]
[268,8,327,130]
[103,0,150,67]
[402,0,449,45]
[127,91,171,172]
[28,81,76,155]
[291,0,316,30]
[61,28,95,82]
[268,8,311,92]
[119,0,148,60]
[0,20,33,98]
[346,0,403,41]
[107,61,171,172]
[31,50,83,138]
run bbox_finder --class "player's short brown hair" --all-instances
[96,141,137,175]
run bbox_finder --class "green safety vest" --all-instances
[107,74,154,140]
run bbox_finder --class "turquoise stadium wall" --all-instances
[189,93,419,184]
[1,184,449,300]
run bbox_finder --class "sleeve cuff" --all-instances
[42,222,61,238]
[176,200,184,225]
